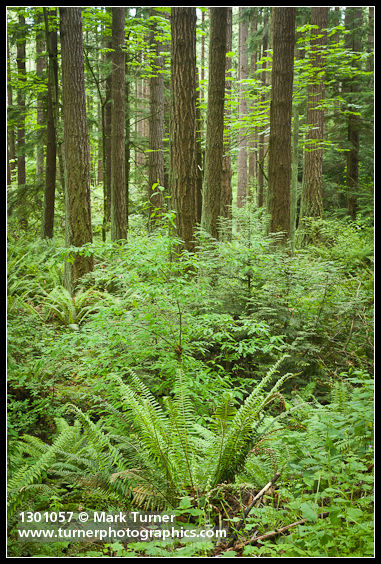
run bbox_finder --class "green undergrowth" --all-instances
[7,213,374,557]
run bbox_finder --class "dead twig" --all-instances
[226,472,281,548]
[230,511,330,551]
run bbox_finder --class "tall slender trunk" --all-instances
[257,9,269,208]
[345,7,362,220]
[110,7,127,241]
[60,7,93,293]
[299,8,328,224]
[7,39,16,187]
[148,9,165,228]
[104,28,112,232]
[237,8,248,208]
[248,10,258,195]
[202,7,227,239]
[36,12,46,180]
[267,8,296,240]
[220,7,233,229]
[16,13,27,227]
[170,7,198,252]
[43,8,58,239]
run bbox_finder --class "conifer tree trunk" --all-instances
[299,7,328,225]
[237,8,249,208]
[257,9,269,208]
[43,8,58,239]
[7,39,16,187]
[267,8,296,239]
[202,7,227,239]
[169,7,198,252]
[35,12,46,180]
[60,7,93,292]
[110,7,127,241]
[148,9,165,227]
[195,68,203,225]
[345,7,362,220]
[103,25,112,233]
[220,7,233,227]
[248,9,258,192]
[16,13,27,226]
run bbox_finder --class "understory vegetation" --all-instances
[7,209,374,557]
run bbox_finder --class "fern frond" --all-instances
[67,405,126,473]
[8,424,78,517]
[203,356,292,488]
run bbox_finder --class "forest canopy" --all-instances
[7,6,374,558]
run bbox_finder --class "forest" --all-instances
[7,6,374,558]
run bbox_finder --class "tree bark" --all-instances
[43,8,58,239]
[237,8,249,208]
[267,8,296,240]
[201,7,227,239]
[35,12,46,180]
[257,8,269,208]
[104,21,112,232]
[110,7,127,241]
[7,38,16,187]
[345,7,362,220]
[220,7,233,229]
[16,13,27,227]
[248,9,258,194]
[148,9,165,228]
[169,7,198,252]
[60,7,93,293]
[299,7,328,224]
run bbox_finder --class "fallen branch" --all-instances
[231,511,330,551]
[226,472,281,548]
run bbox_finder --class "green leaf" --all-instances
[300,502,319,522]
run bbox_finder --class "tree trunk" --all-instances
[110,7,127,241]
[43,8,58,239]
[60,7,93,293]
[345,7,362,220]
[16,13,27,227]
[237,8,249,208]
[195,69,203,225]
[125,68,130,231]
[220,7,233,229]
[169,7,198,252]
[267,7,296,239]
[7,39,16,187]
[299,7,328,224]
[201,8,227,239]
[104,26,112,233]
[290,103,299,253]
[35,12,46,180]
[248,10,258,194]
[257,9,269,208]
[148,9,165,228]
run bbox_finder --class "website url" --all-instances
[18,525,227,543]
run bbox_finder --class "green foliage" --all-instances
[7,194,373,558]
[8,357,293,519]
[7,4,374,557]
[240,370,374,557]
[42,286,118,328]
[8,419,81,518]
